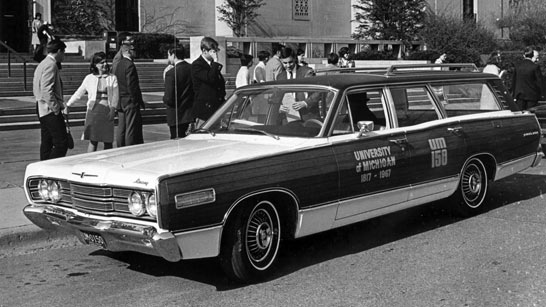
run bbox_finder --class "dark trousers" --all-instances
[37,109,68,160]
[516,99,538,111]
[117,106,143,147]
[169,123,190,139]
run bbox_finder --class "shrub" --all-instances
[419,13,498,65]
[353,50,398,60]
[131,33,177,59]
[404,50,440,61]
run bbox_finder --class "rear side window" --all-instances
[489,79,517,110]
[430,82,502,117]
[389,86,441,127]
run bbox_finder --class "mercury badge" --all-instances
[71,172,98,179]
[134,178,149,186]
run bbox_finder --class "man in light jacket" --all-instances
[33,39,68,160]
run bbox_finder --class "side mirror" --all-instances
[357,121,374,137]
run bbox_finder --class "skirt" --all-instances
[82,103,114,143]
[31,33,39,45]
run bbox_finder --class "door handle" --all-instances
[389,138,408,151]
[389,138,408,145]
[447,126,463,135]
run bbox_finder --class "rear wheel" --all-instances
[451,158,488,216]
[220,200,281,283]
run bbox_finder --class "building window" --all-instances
[463,0,475,22]
[293,0,310,21]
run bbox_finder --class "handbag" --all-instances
[64,114,74,150]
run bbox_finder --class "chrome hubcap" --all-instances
[462,163,483,205]
[246,208,274,263]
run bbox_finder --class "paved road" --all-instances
[1,160,545,307]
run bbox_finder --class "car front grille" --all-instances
[70,183,132,213]
[27,178,153,220]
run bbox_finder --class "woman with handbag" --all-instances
[66,52,119,152]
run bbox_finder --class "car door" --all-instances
[438,80,540,171]
[387,85,467,202]
[330,88,412,222]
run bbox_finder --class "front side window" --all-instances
[206,87,336,138]
[331,89,387,135]
[390,86,441,127]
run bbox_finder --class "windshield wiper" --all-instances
[232,128,280,140]
[192,127,216,136]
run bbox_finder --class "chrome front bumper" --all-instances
[23,204,183,262]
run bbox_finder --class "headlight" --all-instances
[48,181,61,203]
[145,193,157,218]
[38,179,49,200]
[37,179,62,203]
[128,192,146,216]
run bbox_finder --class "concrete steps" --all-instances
[0,102,167,131]
[0,62,166,96]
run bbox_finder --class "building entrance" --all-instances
[0,0,29,52]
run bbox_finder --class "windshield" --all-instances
[207,87,337,138]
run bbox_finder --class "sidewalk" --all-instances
[0,94,171,252]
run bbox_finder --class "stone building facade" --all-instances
[0,0,512,53]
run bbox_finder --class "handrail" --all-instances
[0,41,29,90]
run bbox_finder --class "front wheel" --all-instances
[220,200,281,283]
[451,158,488,217]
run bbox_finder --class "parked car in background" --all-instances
[23,64,543,282]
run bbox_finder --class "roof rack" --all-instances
[315,63,479,76]
[315,67,388,75]
[386,63,479,75]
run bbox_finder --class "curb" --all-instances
[0,224,79,253]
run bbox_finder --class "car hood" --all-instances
[24,134,325,189]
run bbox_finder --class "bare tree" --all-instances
[498,0,546,46]
[141,6,192,34]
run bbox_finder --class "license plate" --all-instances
[81,231,106,248]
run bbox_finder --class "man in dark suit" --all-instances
[511,46,544,110]
[276,47,317,120]
[191,37,226,128]
[163,47,194,139]
[112,33,144,146]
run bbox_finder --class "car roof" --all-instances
[243,64,498,92]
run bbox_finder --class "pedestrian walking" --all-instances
[66,52,119,152]
[483,51,504,77]
[112,32,145,146]
[511,46,544,110]
[163,47,194,139]
[338,47,355,68]
[434,53,447,64]
[252,50,270,83]
[31,13,43,52]
[265,43,285,81]
[33,39,68,160]
[235,54,254,88]
[34,22,55,62]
